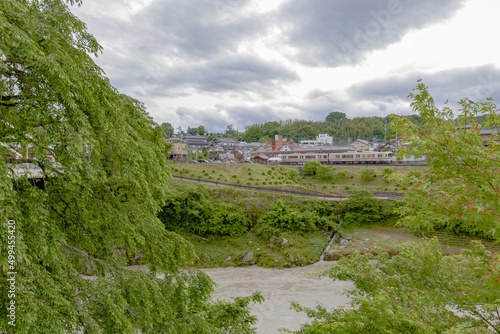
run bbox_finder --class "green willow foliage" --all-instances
[392,84,500,240]
[0,1,260,333]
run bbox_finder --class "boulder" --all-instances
[240,252,254,262]
[281,238,293,246]
[201,253,210,263]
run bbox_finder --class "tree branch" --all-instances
[55,238,121,275]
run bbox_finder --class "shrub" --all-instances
[259,201,316,231]
[360,167,377,182]
[382,167,394,180]
[287,168,300,180]
[336,169,348,180]
[202,202,250,235]
[316,165,336,181]
[302,161,322,176]
[334,189,397,227]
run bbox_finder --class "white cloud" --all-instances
[72,0,500,132]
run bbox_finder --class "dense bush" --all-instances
[302,161,322,175]
[287,168,300,181]
[382,167,395,181]
[359,167,377,182]
[333,189,398,227]
[158,186,250,236]
[315,165,336,181]
[200,202,250,236]
[259,200,335,232]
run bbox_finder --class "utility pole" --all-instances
[177,126,184,163]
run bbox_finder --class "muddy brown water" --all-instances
[202,262,353,334]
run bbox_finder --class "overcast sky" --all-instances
[71,0,500,133]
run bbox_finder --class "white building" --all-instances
[316,134,333,145]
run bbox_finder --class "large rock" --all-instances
[281,238,292,246]
[240,252,254,262]
[201,253,210,263]
[339,238,350,246]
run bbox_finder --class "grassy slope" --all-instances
[166,164,495,268]
[169,162,425,196]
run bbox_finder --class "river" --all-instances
[202,261,353,334]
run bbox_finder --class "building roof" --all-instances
[370,139,389,144]
[353,139,370,145]
[211,137,238,143]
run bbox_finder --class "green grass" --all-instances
[169,162,426,196]
[182,230,331,268]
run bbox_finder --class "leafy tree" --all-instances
[225,124,238,138]
[325,111,347,123]
[315,165,337,181]
[302,161,322,176]
[160,122,174,138]
[197,125,206,136]
[259,201,319,232]
[0,1,259,332]
[333,189,397,227]
[158,186,250,236]
[392,83,500,240]
[187,126,198,135]
[261,121,280,139]
[289,240,500,333]
[243,123,262,142]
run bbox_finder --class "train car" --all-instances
[328,151,393,164]
[278,151,393,164]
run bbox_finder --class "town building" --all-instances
[351,139,370,151]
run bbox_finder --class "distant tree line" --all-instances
[162,112,423,143]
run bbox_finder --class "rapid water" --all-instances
[203,262,353,334]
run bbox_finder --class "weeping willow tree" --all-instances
[0,1,261,333]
